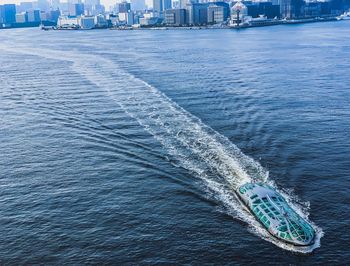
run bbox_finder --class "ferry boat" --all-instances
[337,11,350,20]
[236,183,315,246]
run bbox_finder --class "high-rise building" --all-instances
[207,2,229,24]
[165,8,187,25]
[0,4,16,24]
[48,9,61,22]
[163,0,172,10]
[186,2,208,24]
[27,9,41,22]
[180,0,197,9]
[153,0,162,13]
[69,3,84,16]
[118,1,131,13]
[153,0,172,14]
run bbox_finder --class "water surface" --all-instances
[1,21,350,264]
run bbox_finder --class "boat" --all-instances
[337,11,350,20]
[236,182,315,246]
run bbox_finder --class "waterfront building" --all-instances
[304,2,322,17]
[27,9,41,22]
[165,8,187,25]
[95,14,108,27]
[16,12,28,23]
[119,10,135,25]
[139,13,163,25]
[186,3,209,25]
[79,15,95,28]
[57,15,79,27]
[126,11,135,25]
[48,9,61,22]
[246,2,280,19]
[279,0,304,18]
[0,4,16,24]
[40,10,48,21]
[207,2,229,23]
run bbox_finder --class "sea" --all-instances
[0,21,349,265]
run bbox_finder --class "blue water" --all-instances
[1,21,350,264]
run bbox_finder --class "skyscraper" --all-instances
[119,1,131,13]
[163,0,172,10]
[153,0,162,14]
[69,3,84,16]
[153,0,172,14]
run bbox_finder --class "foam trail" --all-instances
[1,45,323,253]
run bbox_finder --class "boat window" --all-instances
[239,187,246,194]
[285,233,292,240]
[252,199,261,204]
[279,226,287,232]
[250,194,258,200]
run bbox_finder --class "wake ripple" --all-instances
[2,45,323,253]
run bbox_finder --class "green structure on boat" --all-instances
[237,183,315,246]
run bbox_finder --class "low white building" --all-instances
[57,16,80,28]
[58,15,98,29]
